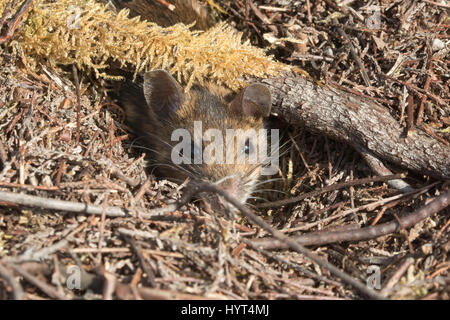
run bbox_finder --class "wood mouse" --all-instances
[115,0,275,207]
[121,71,273,206]
[110,0,213,30]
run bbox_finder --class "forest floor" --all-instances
[0,0,448,300]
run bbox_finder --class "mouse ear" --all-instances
[230,83,272,118]
[143,70,183,117]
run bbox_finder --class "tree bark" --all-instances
[260,72,450,180]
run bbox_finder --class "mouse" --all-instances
[110,0,213,30]
[120,70,274,208]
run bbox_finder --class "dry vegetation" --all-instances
[0,0,286,89]
[0,0,448,300]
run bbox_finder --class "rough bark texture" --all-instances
[260,72,450,180]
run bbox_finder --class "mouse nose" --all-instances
[218,179,241,199]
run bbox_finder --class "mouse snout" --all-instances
[218,178,241,199]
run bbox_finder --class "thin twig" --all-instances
[305,0,312,23]
[115,282,220,300]
[193,182,385,300]
[0,190,178,219]
[0,0,33,44]
[240,238,341,287]
[72,64,81,146]
[123,236,157,287]
[358,147,414,192]
[9,263,68,300]
[423,0,450,8]
[247,0,278,34]
[0,262,24,299]
[3,239,68,264]
[0,1,15,28]
[0,190,128,217]
[336,23,371,87]
[97,194,108,265]
[416,42,432,125]
[379,257,414,296]
[251,187,449,249]
[406,93,415,136]
[0,137,7,164]
[134,177,152,201]
[393,212,414,254]
[257,173,406,208]
[110,166,140,187]
[382,73,443,105]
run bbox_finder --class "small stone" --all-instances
[77,215,87,222]
[421,243,432,255]
[324,46,334,58]
[18,215,29,225]
[431,38,445,51]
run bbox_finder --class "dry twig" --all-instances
[252,188,449,249]
[190,182,386,300]
[257,173,406,208]
[0,0,33,44]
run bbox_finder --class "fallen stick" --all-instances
[257,173,406,208]
[0,262,24,299]
[190,182,385,300]
[0,190,177,218]
[0,0,33,44]
[260,72,450,180]
[251,188,450,249]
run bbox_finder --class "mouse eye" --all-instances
[243,138,253,156]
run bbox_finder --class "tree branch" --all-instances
[251,188,450,249]
[193,182,385,300]
[260,72,450,180]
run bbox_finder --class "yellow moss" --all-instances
[2,0,289,90]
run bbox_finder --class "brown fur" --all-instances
[121,71,272,204]
[111,0,213,30]
[116,1,272,206]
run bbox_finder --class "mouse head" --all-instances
[131,69,274,207]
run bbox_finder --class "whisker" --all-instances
[245,202,257,209]
[150,162,199,178]
[252,189,286,195]
[246,196,267,202]
[129,137,203,178]
[214,174,240,186]
[252,177,283,187]
[151,137,204,176]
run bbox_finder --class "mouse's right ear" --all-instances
[143,70,184,118]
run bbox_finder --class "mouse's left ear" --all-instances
[143,70,184,117]
[230,83,272,118]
